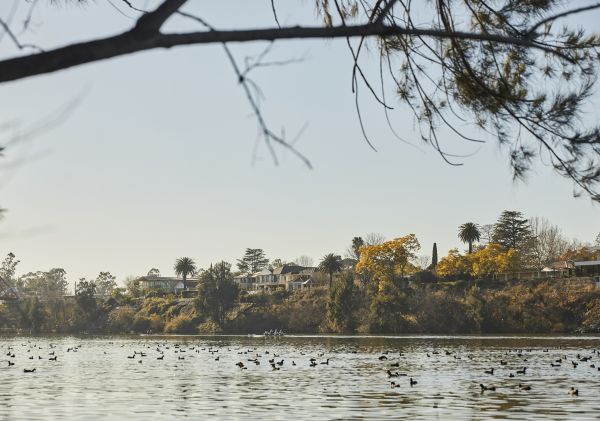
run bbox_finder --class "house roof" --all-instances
[272,264,305,275]
[574,260,600,267]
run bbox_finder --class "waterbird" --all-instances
[320,359,329,365]
[516,367,526,375]
[480,384,496,392]
[484,368,494,375]
[390,381,401,388]
[378,356,388,361]
[409,378,418,386]
[7,361,14,366]
[390,362,400,367]
[568,387,579,396]
[518,384,531,391]
[157,355,164,360]
[23,368,36,373]
[49,356,57,361]
[387,370,400,377]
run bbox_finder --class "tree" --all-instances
[0,252,19,285]
[17,268,68,298]
[319,253,343,289]
[529,217,569,268]
[436,248,472,278]
[479,224,495,246]
[147,268,161,276]
[174,257,197,286]
[356,234,421,282]
[294,255,314,267]
[492,211,534,252]
[595,233,600,247]
[236,248,269,273]
[95,271,117,296]
[1,1,599,201]
[470,244,519,279]
[196,261,239,326]
[326,271,356,333]
[431,243,438,268]
[458,222,481,254]
[346,236,365,261]
[364,233,386,246]
[270,258,287,269]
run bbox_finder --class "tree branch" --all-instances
[0,22,567,84]
[133,0,187,33]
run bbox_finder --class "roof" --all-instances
[547,261,575,270]
[272,264,305,275]
[574,260,600,267]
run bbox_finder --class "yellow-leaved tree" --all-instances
[436,248,473,277]
[470,243,519,278]
[356,234,421,283]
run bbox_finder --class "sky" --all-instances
[0,1,598,287]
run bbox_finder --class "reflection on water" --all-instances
[1,335,599,420]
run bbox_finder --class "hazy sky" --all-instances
[0,1,598,287]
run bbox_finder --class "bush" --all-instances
[164,314,197,334]
[107,307,136,332]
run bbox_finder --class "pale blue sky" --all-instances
[0,1,598,286]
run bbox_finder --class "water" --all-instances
[1,335,599,420]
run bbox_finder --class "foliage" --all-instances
[164,314,197,334]
[470,244,519,278]
[318,253,343,288]
[0,252,19,284]
[326,272,356,332]
[431,243,438,268]
[559,245,598,262]
[174,257,197,282]
[95,271,117,296]
[147,268,161,276]
[236,248,269,273]
[17,268,68,298]
[107,306,136,333]
[530,216,569,268]
[493,210,534,251]
[458,222,480,254]
[196,262,239,326]
[356,234,421,283]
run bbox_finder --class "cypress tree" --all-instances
[431,243,438,268]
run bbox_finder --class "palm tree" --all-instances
[458,222,481,254]
[174,257,197,288]
[319,253,343,289]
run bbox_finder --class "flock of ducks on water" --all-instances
[3,341,594,397]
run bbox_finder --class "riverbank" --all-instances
[2,278,600,335]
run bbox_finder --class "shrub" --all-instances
[164,314,197,334]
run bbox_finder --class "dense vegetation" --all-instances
[1,210,599,335]
[2,278,600,335]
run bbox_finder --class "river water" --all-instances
[1,335,599,420]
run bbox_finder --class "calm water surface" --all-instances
[1,335,599,420]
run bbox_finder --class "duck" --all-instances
[387,370,400,377]
[378,355,388,361]
[7,361,14,366]
[390,381,401,388]
[484,368,494,375]
[516,367,526,375]
[500,360,507,366]
[320,359,329,365]
[572,361,578,368]
[409,378,418,386]
[568,387,579,396]
[157,355,164,360]
[480,384,496,392]
[23,368,36,373]
[236,362,246,369]
[509,373,515,378]
[309,361,317,367]
[49,356,57,361]
[518,384,531,391]
[390,362,400,367]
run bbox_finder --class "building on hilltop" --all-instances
[233,264,319,292]
[138,275,199,295]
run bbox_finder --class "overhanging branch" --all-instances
[0,22,564,84]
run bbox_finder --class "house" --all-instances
[138,275,199,295]
[233,273,256,290]
[541,261,575,277]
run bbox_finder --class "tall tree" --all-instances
[174,257,197,286]
[95,271,117,296]
[492,211,534,251]
[431,243,438,268]
[236,248,269,273]
[346,236,365,261]
[529,217,569,268]
[295,255,314,267]
[147,268,161,276]
[0,252,19,285]
[196,261,239,326]
[326,271,356,333]
[458,223,481,254]
[319,253,343,289]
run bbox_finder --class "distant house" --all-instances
[234,264,319,292]
[541,261,575,277]
[233,273,255,290]
[138,275,199,295]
